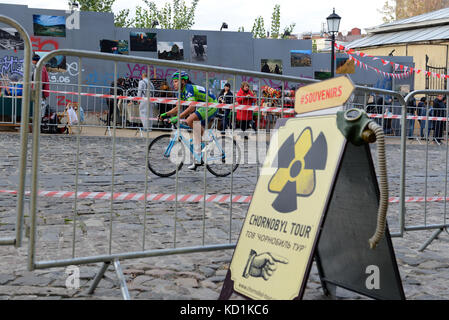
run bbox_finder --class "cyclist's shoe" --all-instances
[188,160,204,170]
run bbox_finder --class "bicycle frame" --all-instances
[164,124,227,165]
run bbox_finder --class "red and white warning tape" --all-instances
[3,85,447,121]
[0,189,252,203]
[0,189,447,204]
[42,88,296,114]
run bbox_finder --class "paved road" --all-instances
[0,129,449,300]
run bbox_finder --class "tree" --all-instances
[72,0,133,27]
[251,4,295,39]
[134,0,199,29]
[270,4,281,39]
[385,0,449,21]
[72,0,115,11]
[282,23,296,39]
[252,16,267,39]
[378,0,396,23]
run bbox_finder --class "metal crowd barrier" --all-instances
[25,48,412,299]
[0,15,31,248]
[402,90,449,251]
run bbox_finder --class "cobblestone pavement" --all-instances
[0,129,449,300]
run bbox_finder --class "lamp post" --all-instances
[220,22,228,31]
[327,8,341,78]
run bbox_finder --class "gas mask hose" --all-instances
[367,121,388,249]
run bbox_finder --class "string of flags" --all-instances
[335,43,449,80]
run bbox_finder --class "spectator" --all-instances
[137,72,155,131]
[406,95,416,139]
[3,74,23,97]
[106,78,125,127]
[417,97,427,139]
[218,82,234,132]
[377,96,393,135]
[236,81,256,134]
[432,94,446,143]
[31,54,50,116]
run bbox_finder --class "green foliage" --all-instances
[251,4,295,39]
[238,26,245,32]
[114,9,134,27]
[73,0,199,29]
[282,23,296,39]
[252,16,267,39]
[270,4,281,39]
[73,0,115,12]
[378,0,396,23]
[135,0,200,29]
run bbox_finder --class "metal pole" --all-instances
[109,62,118,255]
[229,75,236,243]
[28,55,44,271]
[113,259,131,300]
[88,261,110,294]
[399,95,407,236]
[174,69,181,248]
[0,15,33,248]
[72,57,82,258]
[331,34,335,78]
[142,65,151,251]
[202,73,209,245]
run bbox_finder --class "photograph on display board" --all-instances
[158,42,184,61]
[336,58,355,74]
[0,28,24,50]
[100,40,129,55]
[290,50,312,67]
[33,15,66,37]
[191,35,207,62]
[314,71,332,80]
[261,59,283,74]
[129,32,157,51]
[35,51,67,72]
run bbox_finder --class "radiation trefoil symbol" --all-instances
[268,127,328,213]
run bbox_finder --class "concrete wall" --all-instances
[0,3,414,110]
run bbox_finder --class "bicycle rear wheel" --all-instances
[147,134,184,177]
[206,135,240,177]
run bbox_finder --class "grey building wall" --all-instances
[0,3,414,103]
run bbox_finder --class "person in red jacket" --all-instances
[31,53,50,100]
[236,81,256,133]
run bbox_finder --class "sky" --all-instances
[3,0,387,35]
[32,14,66,26]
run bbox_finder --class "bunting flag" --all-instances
[348,54,413,79]
[336,43,447,79]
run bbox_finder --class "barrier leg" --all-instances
[88,261,110,294]
[418,228,444,252]
[113,259,131,300]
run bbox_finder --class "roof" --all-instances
[348,7,449,48]
[369,7,449,33]
[347,24,449,48]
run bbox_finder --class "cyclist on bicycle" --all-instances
[159,71,218,170]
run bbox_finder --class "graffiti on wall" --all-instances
[83,63,311,91]
[31,36,59,52]
[0,55,23,76]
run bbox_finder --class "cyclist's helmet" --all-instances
[171,71,189,81]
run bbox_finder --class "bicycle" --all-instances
[147,118,241,177]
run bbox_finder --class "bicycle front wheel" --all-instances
[147,134,184,177]
[206,136,240,177]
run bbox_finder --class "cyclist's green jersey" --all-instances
[181,83,218,120]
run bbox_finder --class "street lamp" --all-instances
[327,8,341,78]
[220,22,228,31]
[152,20,159,29]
